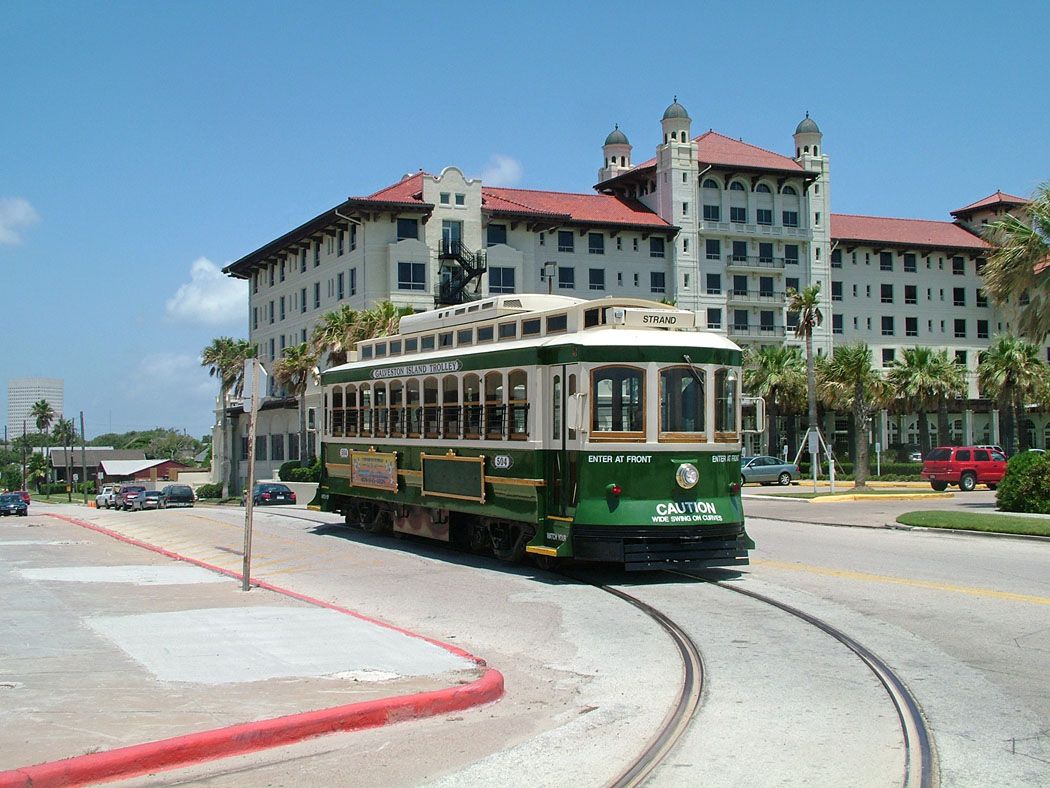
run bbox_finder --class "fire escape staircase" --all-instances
[437,240,487,305]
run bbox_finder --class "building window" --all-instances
[455,193,465,206]
[952,256,965,275]
[705,239,720,260]
[337,229,345,256]
[757,208,772,225]
[954,318,966,338]
[397,262,426,290]
[313,282,320,309]
[732,241,747,262]
[616,237,622,250]
[977,319,989,339]
[880,252,893,271]
[906,317,918,337]
[831,248,842,268]
[650,271,666,293]
[732,275,747,297]
[976,288,988,307]
[976,257,986,275]
[558,230,574,253]
[882,348,895,365]
[953,287,966,307]
[955,350,967,365]
[312,242,319,266]
[706,308,722,329]
[785,245,799,265]
[783,211,799,227]
[588,233,604,254]
[703,203,720,221]
[706,273,721,295]
[760,311,775,332]
[252,307,258,330]
[558,267,575,289]
[904,253,917,273]
[489,267,515,294]
[439,192,450,205]
[270,434,284,461]
[905,285,917,304]
[589,268,606,291]
[487,223,507,246]
[268,300,275,324]
[650,237,665,258]
[881,316,895,336]
[255,435,267,461]
[682,201,689,216]
[881,283,893,303]
[733,309,749,331]
[831,281,843,302]
[786,277,800,292]
[337,272,344,300]
[832,314,843,334]
[396,218,419,241]
[730,206,746,223]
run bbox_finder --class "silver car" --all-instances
[741,455,799,486]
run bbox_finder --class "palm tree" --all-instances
[786,284,824,458]
[30,399,56,484]
[273,343,319,466]
[818,344,885,489]
[201,336,255,496]
[361,300,415,339]
[978,335,1048,454]
[887,347,946,458]
[26,453,49,493]
[931,351,967,447]
[982,184,1050,342]
[311,305,361,368]
[52,418,76,501]
[744,345,806,456]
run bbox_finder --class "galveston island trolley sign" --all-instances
[372,360,461,380]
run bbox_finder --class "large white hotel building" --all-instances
[219,100,1047,487]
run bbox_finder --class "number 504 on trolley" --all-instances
[310,294,760,570]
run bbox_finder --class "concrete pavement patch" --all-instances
[17,564,228,584]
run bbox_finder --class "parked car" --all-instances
[246,483,297,506]
[158,484,195,508]
[117,485,147,511]
[920,446,1006,491]
[741,455,800,486]
[0,492,29,516]
[907,450,923,463]
[95,485,120,509]
[130,490,163,511]
[976,444,1006,457]
[15,490,30,505]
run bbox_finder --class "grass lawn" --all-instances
[896,510,1050,537]
[770,489,943,499]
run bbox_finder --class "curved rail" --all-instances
[672,571,936,788]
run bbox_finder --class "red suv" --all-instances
[921,446,1007,491]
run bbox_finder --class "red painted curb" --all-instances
[0,513,504,787]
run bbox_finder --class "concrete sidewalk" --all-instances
[0,513,500,786]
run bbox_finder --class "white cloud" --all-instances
[478,154,523,187]
[131,352,215,401]
[0,197,40,244]
[166,257,247,326]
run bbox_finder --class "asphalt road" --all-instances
[12,501,1049,786]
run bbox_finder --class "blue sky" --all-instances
[2,0,1046,439]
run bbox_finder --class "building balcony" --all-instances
[698,219,810,239]
[725,254,787,272]
[728,324,787,339]
[726,289,786,306]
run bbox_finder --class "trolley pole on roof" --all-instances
[241,358,265,592]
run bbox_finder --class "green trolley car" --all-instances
[312,294,754,570]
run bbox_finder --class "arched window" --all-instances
[804,145,810,153]
[729,181,745,191]
[755,183,771,193]
[813,146,818,156]
[373,383,388,437]
[331,387,344,437]
[389,380,403,437]
[702,179,719,189]
[620,156,625,166]
[714,368,739,440]
[660,366,705,440]
[509,370,529,440]
[782,186,797,196]
[405,379,421,438]
[463,374,482,439]
[423,377,440,439]
[345,385,358,436]
[442,375,460,438]
[485,371,505,439]
[360,383,372,436]
[592,365,645,440]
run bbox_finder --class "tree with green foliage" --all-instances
[931,351,967,447]
[978,335,1048,454]
[26,452,48,492]
[982,183,1050,343]
[273,343,319,466]
[786,284,824,454]
[201,336,255,497]
[311,305,361,369]
[818,344,886,489]
[52,418,76,501]
[744,345,805,456]
[886,347,943,458]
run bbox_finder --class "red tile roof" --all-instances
[950,190,1028,217]
[353,172,429,205]
[482,186,671,229]
[831,213,990,250]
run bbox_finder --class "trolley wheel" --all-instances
[778,472,791,486]
[959,472,977,492]
[533,554,558,571]
[930,481,948,491]
[491,522,526,562]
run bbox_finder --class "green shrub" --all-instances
[277,461,300,482]
[286,461,321,483]
[195,482,224,499]
[996,452,1050,514]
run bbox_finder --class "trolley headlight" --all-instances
[675,463,700,489]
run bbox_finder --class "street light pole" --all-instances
[542,261,557,295]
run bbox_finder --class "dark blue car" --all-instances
[0,492,28,516]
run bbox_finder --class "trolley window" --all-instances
[361,345,373,360]
[405,337,418,353]
[546,314,567,333]
[439,331,453,348]
[660,366,705,440]
[332,387,345,437]
[423,377,440,438]
[591,365,645,440]
[522,319,541,337]
[346,385,359,436]
[457,328,473,346]
[499,322,517,339]
[405,379,421,437]
[463,374,482,439]
[389,380,404,437]
[421,335,435,351]
[509,369,529,439]
[442,375,461,437]
[374,342,387,358]
[477,325,494,343]
[389,339,402,356]
[714,367,739,441]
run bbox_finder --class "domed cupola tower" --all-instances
[793,112,822,158]
[661,97,691,144]
[599,124,633,182]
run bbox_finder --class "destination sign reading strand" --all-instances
[611,308,696,330]
[372,359,462,379]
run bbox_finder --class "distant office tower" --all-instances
[7,377,64,436]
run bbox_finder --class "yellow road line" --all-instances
[753,558,1050,606]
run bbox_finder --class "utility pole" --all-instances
[21,421,27,491]
[241,358,265,592]
[80,411,88,505]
